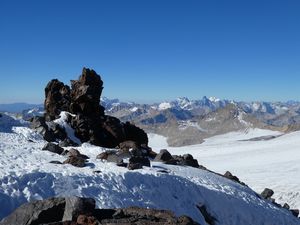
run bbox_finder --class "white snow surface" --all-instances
[158,102,172,110]
[130,107,139,112]
[208,96,220,102]
[0,116,299,224]
[53,111,81,144]
[178,120,207,132]
[153,129,300,216]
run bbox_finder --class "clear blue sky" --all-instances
[0,0,299,104]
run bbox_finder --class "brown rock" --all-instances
[67,148,89,159]
[77,215,99,225]
[63,156,86,167]
[43,68,148,149]
[44,79,71,121]
[42,142,64,155]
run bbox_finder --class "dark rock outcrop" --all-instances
[154,150,200,168]
[44,79,71,121]
[290,209,299,218]
[96,151,110,160]
[66,149,89,159]
[154,149,173,162]
[127,156,150,170]
[63,156,86,167]
[196,204,216,225]
[261,188,274,199]
[42,143,64,155]
[30,116,55,142]
[258,188,300,217]
[62,197,96,221]
[283,203,290,210]
[49,160,63,164]
[0,197,66,225]
[119,140,139,152]
[177,154,200,168]
[31,116,68,143]
[59,138,78,147]
[42,68,148,148]
[223,171,246,186]
[0,197,200,225]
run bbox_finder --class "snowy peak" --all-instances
[100,97,136,112]
[155,96,230,112]
[208,96,221,102]
[158,102,172,110]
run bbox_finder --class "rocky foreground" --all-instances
[0,196,199,225]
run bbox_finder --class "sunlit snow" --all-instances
[0,115,299,224]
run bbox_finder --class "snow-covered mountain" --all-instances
[98,97,300,146]
[101,96,231,113]
[101,96,300,117]
[3,97,300,147]
[0,113,299,224]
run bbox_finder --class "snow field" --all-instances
[0,116,299,224]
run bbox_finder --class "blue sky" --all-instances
[0,0,299,104]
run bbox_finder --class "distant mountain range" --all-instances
[101,96,300,146]
[2,97,300,147]
[0,103,43,113]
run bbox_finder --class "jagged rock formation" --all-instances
[39,68,148,148]
[44,79,71,121]
[0,197,200,225]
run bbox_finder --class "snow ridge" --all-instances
[0,115,299,224]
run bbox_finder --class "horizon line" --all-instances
[1,96,300,105]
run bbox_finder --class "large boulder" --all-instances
[177,154,199,168]
[223,171,246,186]
[30,116,55,142]
[63,156,87,167]
[128,156,151,170]
[122,121,148,146]
[42,143,64,155]
[42,68,148,149]
[290,209,299,218]
[261,188,274,199]
[30,116,68,143]
[62,197,95,221]
[0,197,66,225]
[154,149,173,162]
[0,197,200,225]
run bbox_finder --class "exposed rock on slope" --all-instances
[39,68,148,148]
[0,196,199,225]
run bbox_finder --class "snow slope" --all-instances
[153,129,300,212]
[0,117,299,224]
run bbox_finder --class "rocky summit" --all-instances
[42,68,148,148]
